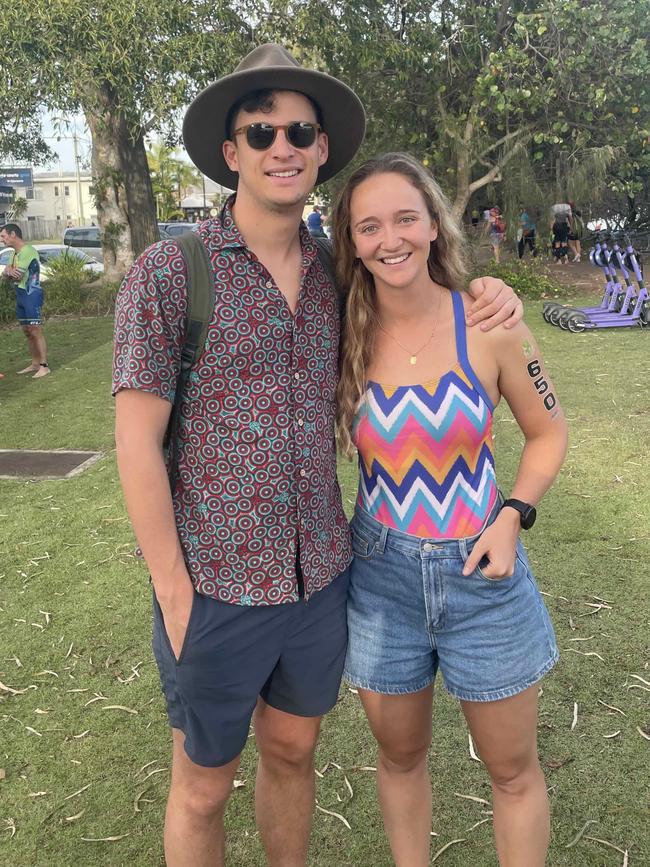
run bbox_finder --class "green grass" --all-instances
[0,307,648,866]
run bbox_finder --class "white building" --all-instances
[28,171,97,226]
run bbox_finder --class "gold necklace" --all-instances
[377,319,437,365]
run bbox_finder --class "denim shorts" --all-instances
[152,568,349,767]
[343,503,558,702]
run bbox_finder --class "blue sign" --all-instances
[0,167,34,188]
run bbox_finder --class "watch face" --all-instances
[521,506,537,530]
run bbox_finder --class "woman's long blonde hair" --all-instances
[334,153,468,457]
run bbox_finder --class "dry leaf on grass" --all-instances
[101,705,138,715]
[565,819,598,848]
[1,818,16,838]
[63,783,92,802]
[453,793,491,806]
[571,703,578,731]
[432,838,466,861]
[564,649,605,661]
[0,680,31,695]
[636,726,650,741]
[81,834,130,842]
[584,835,628,863]
[140,767,168,784]
[465,817,491,832]
[603,731,621,739]
[233,779,246,789]
[468,733,482,762]
[315,802,351,830]
[598,700,626,717]
[64,810,85,822]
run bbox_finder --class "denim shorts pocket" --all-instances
[155,589,201,666]
[350,525,377,560]
[462,540,519,584]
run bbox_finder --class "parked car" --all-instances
[158,221,195,237]
[62,226,103,262]
[0,244,104,280]
[63,224,178,262]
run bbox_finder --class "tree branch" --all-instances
[475,125,532,163]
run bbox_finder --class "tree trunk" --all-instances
[85,84,158,283]
[119,127,159,258]
[453,144,472,221]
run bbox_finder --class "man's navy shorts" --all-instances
[16,287,44,326]
[152,568,350,767]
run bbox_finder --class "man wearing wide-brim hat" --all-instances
[113,43,522,867]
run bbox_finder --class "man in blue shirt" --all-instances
[306,205,327,237]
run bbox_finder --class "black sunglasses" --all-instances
[231,121,321,151]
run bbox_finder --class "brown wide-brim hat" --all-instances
[182,43,366,188]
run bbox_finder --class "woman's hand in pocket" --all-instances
[462,511,520,579]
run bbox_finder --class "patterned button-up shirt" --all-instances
[112,199,352,605]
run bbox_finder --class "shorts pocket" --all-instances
[462,543,519,584]
[350,525,377,561]
[154,589,201,666]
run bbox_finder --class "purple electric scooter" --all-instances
[543,237,621,325]
[564,235,649,331]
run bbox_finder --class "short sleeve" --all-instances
[112,239,188,402]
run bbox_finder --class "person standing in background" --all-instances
[0,223,50,378]
[488,207,506,263]
[567,205,584,262]
[306,204,327,237]
[517,207,537,259]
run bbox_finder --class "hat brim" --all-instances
[182,66,366,189]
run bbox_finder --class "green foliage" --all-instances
[470,260,565,301]
[9,196,29,219]
[147,141,201,220]
[101,220,126,256]
[41,254,97,314]
[0,275,15,323]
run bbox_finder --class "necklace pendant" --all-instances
[410,355,417,365]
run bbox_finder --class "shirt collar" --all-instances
[201,194,320,268]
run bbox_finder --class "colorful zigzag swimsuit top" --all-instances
[353,291,498,539]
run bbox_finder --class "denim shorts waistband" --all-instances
[352,493,503,560]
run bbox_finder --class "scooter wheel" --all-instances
[549,308,563,326]
[558,310,574,330]
[568,316,587,333]
[640,300,650,326]
[615,292,626,312]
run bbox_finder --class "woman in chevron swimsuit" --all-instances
[333,153,568,867]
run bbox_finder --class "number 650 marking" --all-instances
[527,360,557,411]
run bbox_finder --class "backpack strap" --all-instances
[313,235,347,318]
[164,231,215,491]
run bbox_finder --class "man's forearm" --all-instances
[116,441,191,598]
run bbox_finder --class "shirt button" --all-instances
[297,418,304,426]
[294,372,300,380]
[299,469,306,477]
[422,542,433,552]
[265,280,273,289]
